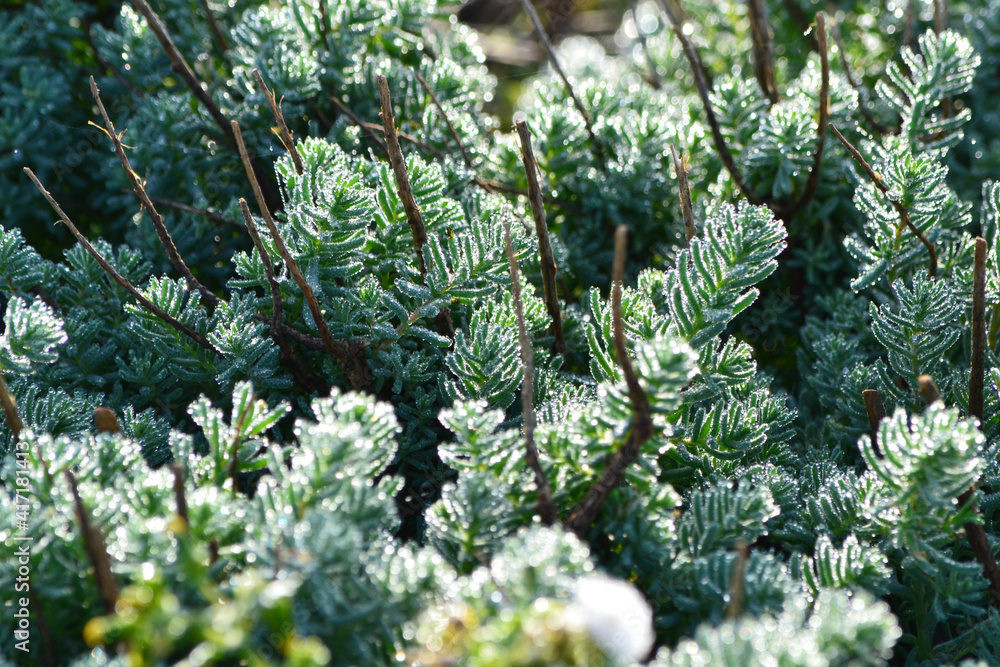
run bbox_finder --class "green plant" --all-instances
[2,0,1000,664]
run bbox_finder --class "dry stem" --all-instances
[24,168,223,354]
[659,0,758,204]
[670,144,696,242]
[519,0,603,165]
[502,214,558,526]
[199,0,230,52]
[746,0,778,104]
[91,77,221,308]
[516,120,565,354]
[971,237,987,422]
[412,67,473,167]
[377,75,428,277]
[253,69,304,175]
[784,12,829,217]
[231,121,373,392]
[862,389,886,458]
[829,124,936,277]
[0,376,23,440]
[66,470,119,614]
[566,226,653,535]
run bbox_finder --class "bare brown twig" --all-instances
[24,168,223,354]
[199,0,230,53]
[971,238,987,422]
[129,0,233,145]
[862,389,885,458]
[66,470,119,614]
[172,462,190,525]
[566,226,653,535]
[232,121,373,392]
[516,120,565,355]
[120,189,240,227]
[519,0,603,165]
[725,539,750,619]
[412,67,473,167]
[831,23,894,135]
[784,13,829,217]
[0,376,23,440]
[377,75,429,277]
[502,214,558,525]
[746,0,778,104]
[829,124,936,277]
[330,95,389,155]
[129,0,280,212]
[90,77,221,309]
[253,69,304,176]
[629,0,662,90]
[658,0,759,204]
[670,144,696,242]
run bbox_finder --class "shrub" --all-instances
[1,0,1000,664]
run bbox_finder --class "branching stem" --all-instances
[566,226,653,535]
[829,124,936,277]
[784,13,829,217]
[90,77,221,309]
[519,0,603,165]
[658,0,758,204]
[24,168,223,355]
[232,121,374,392]
[412,67,473,167]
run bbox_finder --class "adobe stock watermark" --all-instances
[10,438,33,653]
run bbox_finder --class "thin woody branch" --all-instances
[129,0,280,212]
[566,226,653,535]
[377,75,429,277]
[725,539,750,619]
[862,389,885,458]
[473,176,581,213]
[658,0,759,204]
[971,237,987,422]
[519,0,604,165]
[253,69,304,176]
[502,214,558,526]
[516,120,565,355]
[120,189,240,227]
[172,462,189,525]
[746,0,778,104]
[919,369,1000,608]
[130,0,234,146]
[231,121,374,392]
[199,0,230,53]
[330,95,389,156]
[24,168,223,355]
[784,12,829,217]
[90,77,221,309]
[412,67,473,167]
[239,199,283,328]
[670,144,696,242]
[66,470,119,614]
[829,124,936,277]
[831,23,894,135]
[629,0,662,89]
